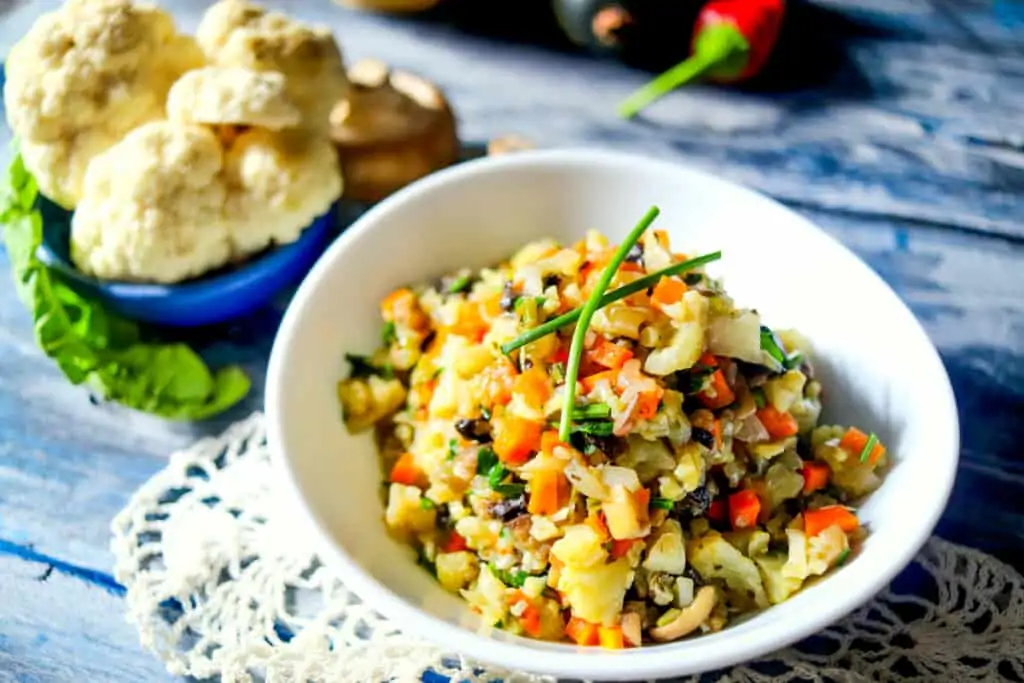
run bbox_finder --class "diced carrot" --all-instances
[528,469,568,515]
[588,339,634,370]
[839,427,886,465]
[598,625,626,649]
[581,369,619,394]
[619,260,644,273]
[493,415,543,465]
[651,276,687,308]
[480,358,517,407]
[566,617,600,646]
[711,418,723,450]
[482,290,503,318]
[698,369,735,410]
[540,430,562,455]
[389,453,421,486]
[652,229,670,249]
[803,506,859,537]
[586,510,611,542]
[381,287,428,330]
[451,301,488,342]
[609,538,638,560]
[552,345,570,365]
[513,367,553,409]
[634,388,663,421]
[728,489,761,530]
[410,380,436,410]
[801,461,831,494]
[506,591,542,638]
[635,487,651,510]
[442,531,468,553]
[707,499,727,522]
[756,405,799,440]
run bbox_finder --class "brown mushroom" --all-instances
[332,0,442,13]
[648,585,718,642]
[330,58,459,203]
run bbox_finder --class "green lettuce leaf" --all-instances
[0,153,250,420]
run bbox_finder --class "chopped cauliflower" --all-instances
[69,122,232,283]
[3,0,203,207]
[196,0,348,132]
[688,532,769,610]
[435,551,480,593]
[385,483,436,537]
[167,66,301,130]
[337,374,407,434]
[223,128,343,258]
[556,558,634,626]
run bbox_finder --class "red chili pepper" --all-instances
[618,0,786,118]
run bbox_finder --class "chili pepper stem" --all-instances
[618,52,719,119]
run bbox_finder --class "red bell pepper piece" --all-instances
[618,0,787,118]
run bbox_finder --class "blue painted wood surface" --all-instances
[0,0,1022,680]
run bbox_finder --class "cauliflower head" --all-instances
[196,0,348,133]
[3,0,204,208]
[223,128,342,257]
[70,121,233,284]
[167,66,302,130]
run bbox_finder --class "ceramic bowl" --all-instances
[265,148,959,681]
[35,195,336,328]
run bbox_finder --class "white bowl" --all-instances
[266,148,959,681]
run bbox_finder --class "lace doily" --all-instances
[110,413,1024,683]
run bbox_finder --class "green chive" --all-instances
[487,463,509,489]
[859,433,879,463]
[447,438,458,459]
[493,483,526,497]
[559,207,662,441]
[381,321,397,345]
[571,403,612,420]
[500,250,722,355]
[420,497,436,510]
[752,387,767,409]
[481,407,492,421]
[550,362,566,385]
[448,273,472,293]
[836,548,852,566]
[760,326,788,367]
[548,419,615,437]
[477,447,498,474]
[651,497,675,510]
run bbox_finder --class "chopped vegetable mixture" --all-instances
[337,208,887,648]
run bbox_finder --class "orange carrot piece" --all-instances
[598,625,626,649]
[493,416,543,465]
[442,531,468,553]
[540,430,563,455]
[708,499,727,522]
[528,469,567,515]
[652,229,670,249]
[711,418,723,450]
[801,462,831,494]
[609,538,638,560]
[381,287,428,329]
[756,405,799,440]
[586,510,611,542]
[480,358,517,407]
[566,617,600,646]
[581,369,619,394]
[588,339,634,370]
[651,276,687,307]
[635,487,651,510]
[389,453,421,486]
[451,301,488,341]
[634,389,663,421]
[728,489,761,530]
[698,369,736,409]
[803,506,859,537]
[839,427,886,465]
[513,367,553,409]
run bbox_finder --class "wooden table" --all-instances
[1,1,1022,680]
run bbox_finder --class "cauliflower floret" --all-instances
[4,0,203,207]
[223,128,343,258]
[69,121,232,284]
[196,0,347,132]
[644,290,709,376]
[167,66,301,130]
[435,551,480,593]
[337,374,407,433]
[385,483,436,538]
[688,532,769,610]
[556,558,634,626]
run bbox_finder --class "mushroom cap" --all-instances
[330,58,458,203]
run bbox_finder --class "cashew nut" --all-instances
[648,585,718,642]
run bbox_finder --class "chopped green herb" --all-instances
[477,447,498,474]
[582,440,599,455]
[651,497,675,510]
[550,362,566,385]
[787,350,804,369]
[417,548,436,575]
[500,248,722,356]
[345,353,394,379]
[432,367,444,379]
[859,433,879,463]
[836,548,852,566]
[682,364,715,393]
[448,273,472,294]
[420,497,436,510]
[481,407,492,421]
[752,387,767,409]
[759,325,802,370]
[683,272,703,286]
[490,565,529,588]
[493,483,527,497]
[571,403,612,420]
[549,419,615,437]
[381,321,397,345]
[447,438,458,459]
[487,463,509,489]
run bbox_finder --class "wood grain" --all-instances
[0,0,1021,680]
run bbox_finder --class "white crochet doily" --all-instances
[110,413,1024,683]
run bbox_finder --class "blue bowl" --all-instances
[35,196,336,328]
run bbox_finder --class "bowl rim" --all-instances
[265,147,960,680]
